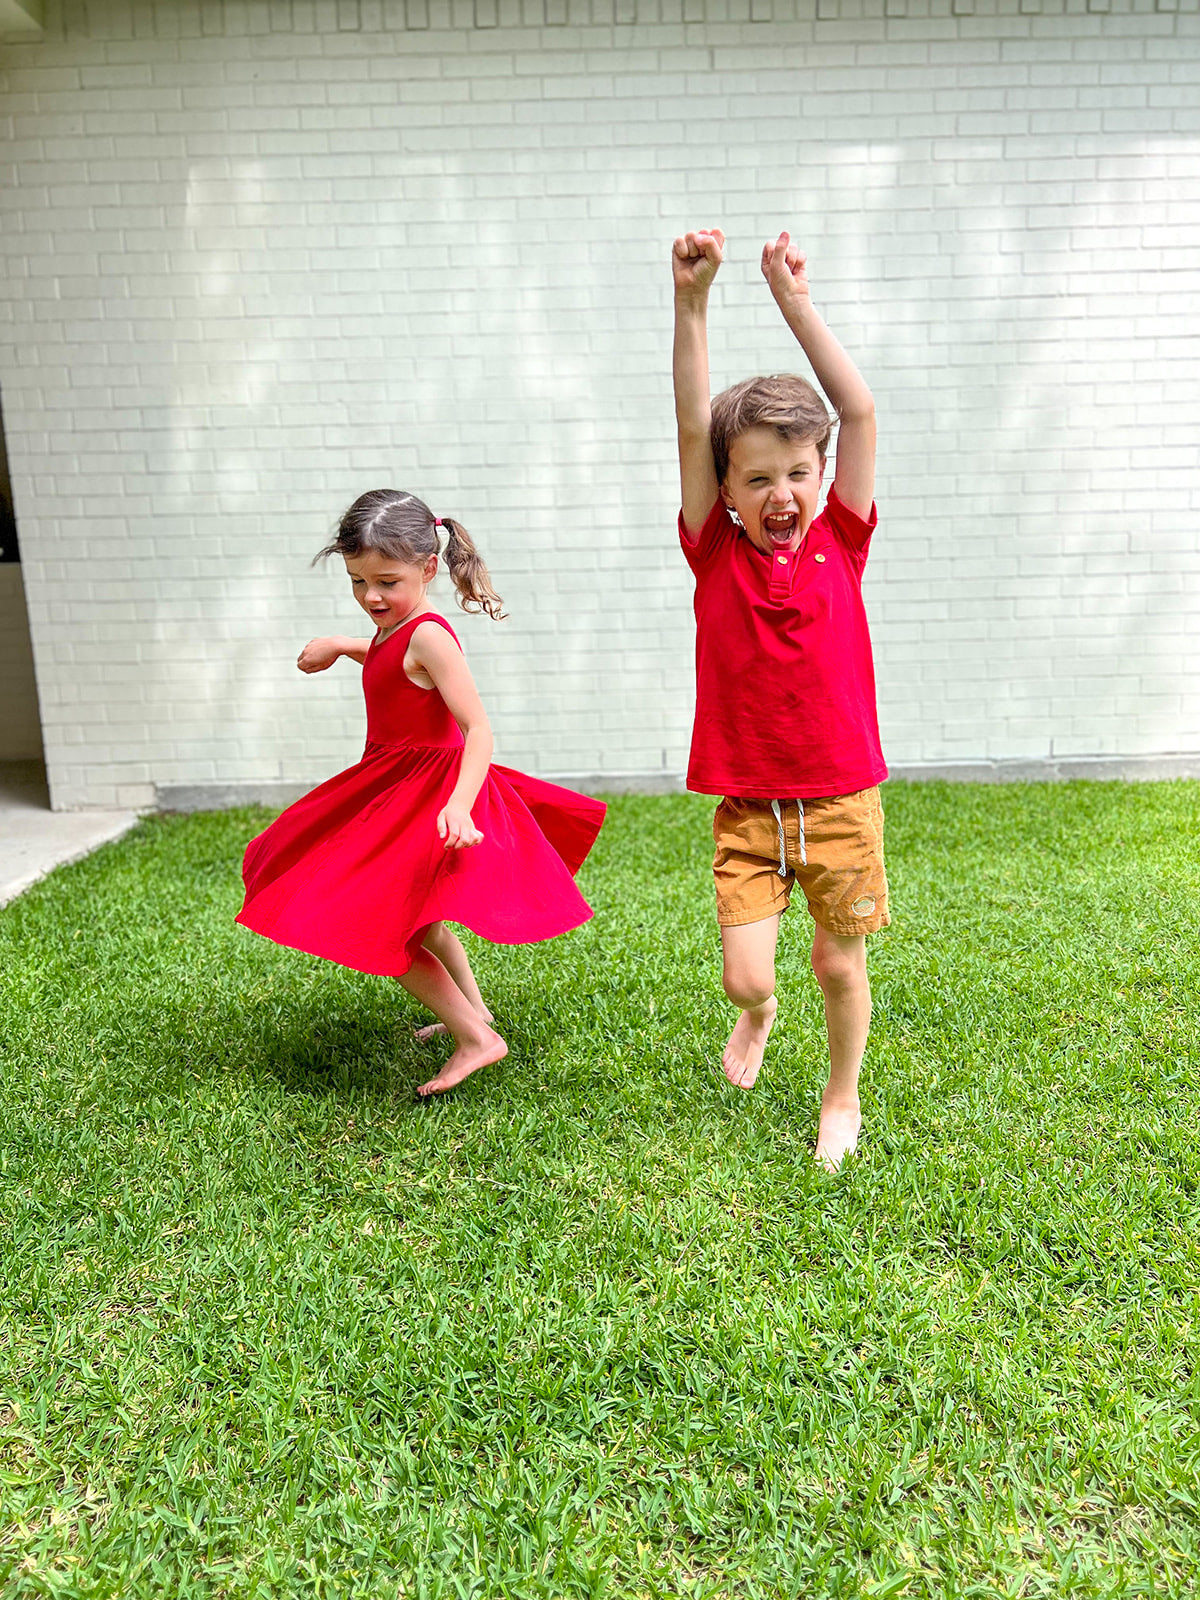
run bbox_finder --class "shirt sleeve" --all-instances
[679,496,730,575]
[822,484,878,560]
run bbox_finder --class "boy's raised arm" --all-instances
[672,229,725,539]
[762,233,876,521]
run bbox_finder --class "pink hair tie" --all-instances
[433,517,444,528]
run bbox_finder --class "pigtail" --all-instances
[441,518,506,621]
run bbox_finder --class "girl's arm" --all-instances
[761,232,876,521]
[297,635,372,672]
[408,621,493,850]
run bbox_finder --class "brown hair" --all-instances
[709,374,833,485]
[315,489,506,621]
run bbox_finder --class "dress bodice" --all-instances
[362,612,465,750]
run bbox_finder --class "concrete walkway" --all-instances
[0,761,139,909]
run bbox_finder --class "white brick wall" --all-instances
[1,0,1198,808]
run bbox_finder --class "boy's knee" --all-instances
[811,936,866,995]
[722,963,775,1010]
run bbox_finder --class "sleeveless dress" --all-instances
[237,612,606,977]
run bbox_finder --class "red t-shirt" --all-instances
[680,486,888,799]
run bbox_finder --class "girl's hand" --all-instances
[437,803,484,850]
[297,637,343,673]
[672,229,725,299]
[761,231,811,314]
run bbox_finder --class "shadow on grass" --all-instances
[6,794,1200,1596]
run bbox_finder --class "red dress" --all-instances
[237,613,606,977]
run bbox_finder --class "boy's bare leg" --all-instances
[811,927,871,1170]
[397,948,507,1096]
[412,922,492,1041]
[719,915,781,1089]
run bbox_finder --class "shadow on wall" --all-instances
[152,156,699,792]
[148,127,1197,793]
[833,139,1197,766]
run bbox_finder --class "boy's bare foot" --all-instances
[722,997,777,1089]
[815,1101,861,1172]
[413,1006,493,1044]
[417,1030,508,1097]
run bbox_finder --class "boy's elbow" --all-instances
[839,394,875,424]
[677,419,711,451]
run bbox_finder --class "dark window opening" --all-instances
[0,389,17,563]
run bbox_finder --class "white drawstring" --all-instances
[770,800,786,876]
[771,799,808,875]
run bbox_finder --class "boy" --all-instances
[671,227,888,1172]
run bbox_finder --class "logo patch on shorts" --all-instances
[851,895,876,917]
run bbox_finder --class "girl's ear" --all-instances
[423,553,438,582]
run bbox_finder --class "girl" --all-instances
[237,489,606,1096]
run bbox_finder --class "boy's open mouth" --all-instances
[763,511,798,543]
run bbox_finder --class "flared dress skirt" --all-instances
[236,612,606,977]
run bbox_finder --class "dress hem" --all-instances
[236,905,595,979]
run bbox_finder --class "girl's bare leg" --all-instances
[412,923,492,1041]
[719,915,780,1089]
[397,947,507,1096]
[811,927,870,1171]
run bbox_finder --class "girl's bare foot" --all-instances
[413,1006,493,1044]
[815,1101,861,1172]
[417,1029,508,1096]
[722,997,777,1089]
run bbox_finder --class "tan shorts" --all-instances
[712,788,890,937]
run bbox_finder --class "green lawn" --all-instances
[1,783,1198,1599]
